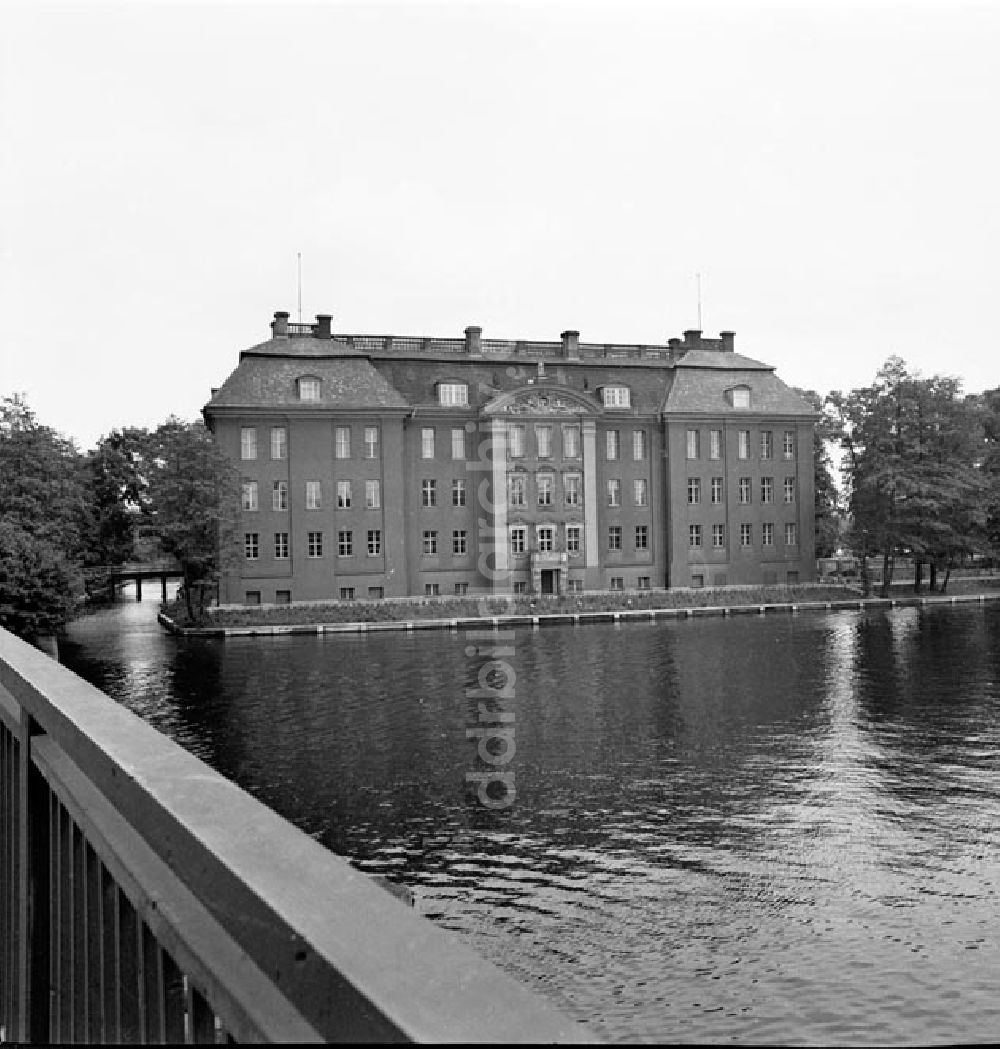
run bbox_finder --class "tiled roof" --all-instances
[673,349,772,370]
[375,359,672,414]
[206,356,409,411]
[663,366,817,416]
[240,336,368,359]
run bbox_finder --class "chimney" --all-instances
[719,331,735,353]
[271,310,290,338]
[667,337,682,352]
[314,313,332,339]
[464,325,482,356]
[560,330,580,359]
[683,329,702,350]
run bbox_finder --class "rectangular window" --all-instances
[633,429,647,461]
[537,474,553,506]
[454,582,468,595]
[635,525,648,550]
[564,474,581,507]
[740,523,752,546]
[422,530,438,555]
[783,430,795,459]
[513,581,528,595]
[610,576,624,591]
[785,522,798,546]
[607,479,621,507]
[606,429,620,461]
[274,532,289,559]
[365,426,379,459]
[761,477,774,504]
[537,526,554,553]
[365,479,381,509]
[509,474,526,507]
[634,478,648,507]
[637,576,651,590]
[305,480,321,510]
[421,479,437,507]
[603,386,631,408]
[368,586,384,599]
[762,522,774,547]
[241,481,258,511]
[536,425,552,459]
[712,523,725,548]
[335,426,351,459]
[451,427,466,460]
[687,477,701,504]
[338,530,353,556]
[738,477,751,504]
[784,477,795,504]
[452,530,468,555]
[452,478,466,507]
[689,524,702,548]
[686,429,700,460]
[421,427,435,459]
[272,480,288,511]
[566,524,581,555]
[711,477,723,504]
[245,590,261,605]
[367,529,382,555]
[271,427,287,461]
[567,579,583,593]
[709,429,722,460]
[608,525,622,551]
[508,424,525,458]
[510,526,526,555]
[244,532,259,560]
[307,531,323,557]
[275,590,291,605]
[299,378,320,401]
[738,430,750,460]
[761,431,774,460]
[340,587,355,600]
[240,427,257,461]
[563,424,580,459]
[438,383,468,406]
[337,480,351,509]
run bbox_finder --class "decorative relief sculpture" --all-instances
[502,394,578,415]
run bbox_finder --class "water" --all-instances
[60,593,1000,1044]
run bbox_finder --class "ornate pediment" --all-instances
[482,384,599,417]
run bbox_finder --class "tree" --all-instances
[0,395,87,639]
[830,359,987,596]
[80,427,153,596]
[793,388,842,557]
[143,418,238,623]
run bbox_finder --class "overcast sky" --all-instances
[2,0,997,452]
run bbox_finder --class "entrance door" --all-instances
[540,569,556,595]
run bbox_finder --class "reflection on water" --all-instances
[61,596,1000,1044]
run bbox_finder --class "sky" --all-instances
[2,0,998,452]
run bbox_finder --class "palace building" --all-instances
[203,311,817,605]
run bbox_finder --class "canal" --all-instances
[60,594,1000,1043]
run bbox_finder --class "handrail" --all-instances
[0,626,589,1043]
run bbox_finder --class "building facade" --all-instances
[204,312,817,605]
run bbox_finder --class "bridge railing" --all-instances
[0,626,587,1043]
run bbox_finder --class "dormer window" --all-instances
[728,385,751,409]
[438,382,469,406]
[298,377,321,401]
[601,385,631,409]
